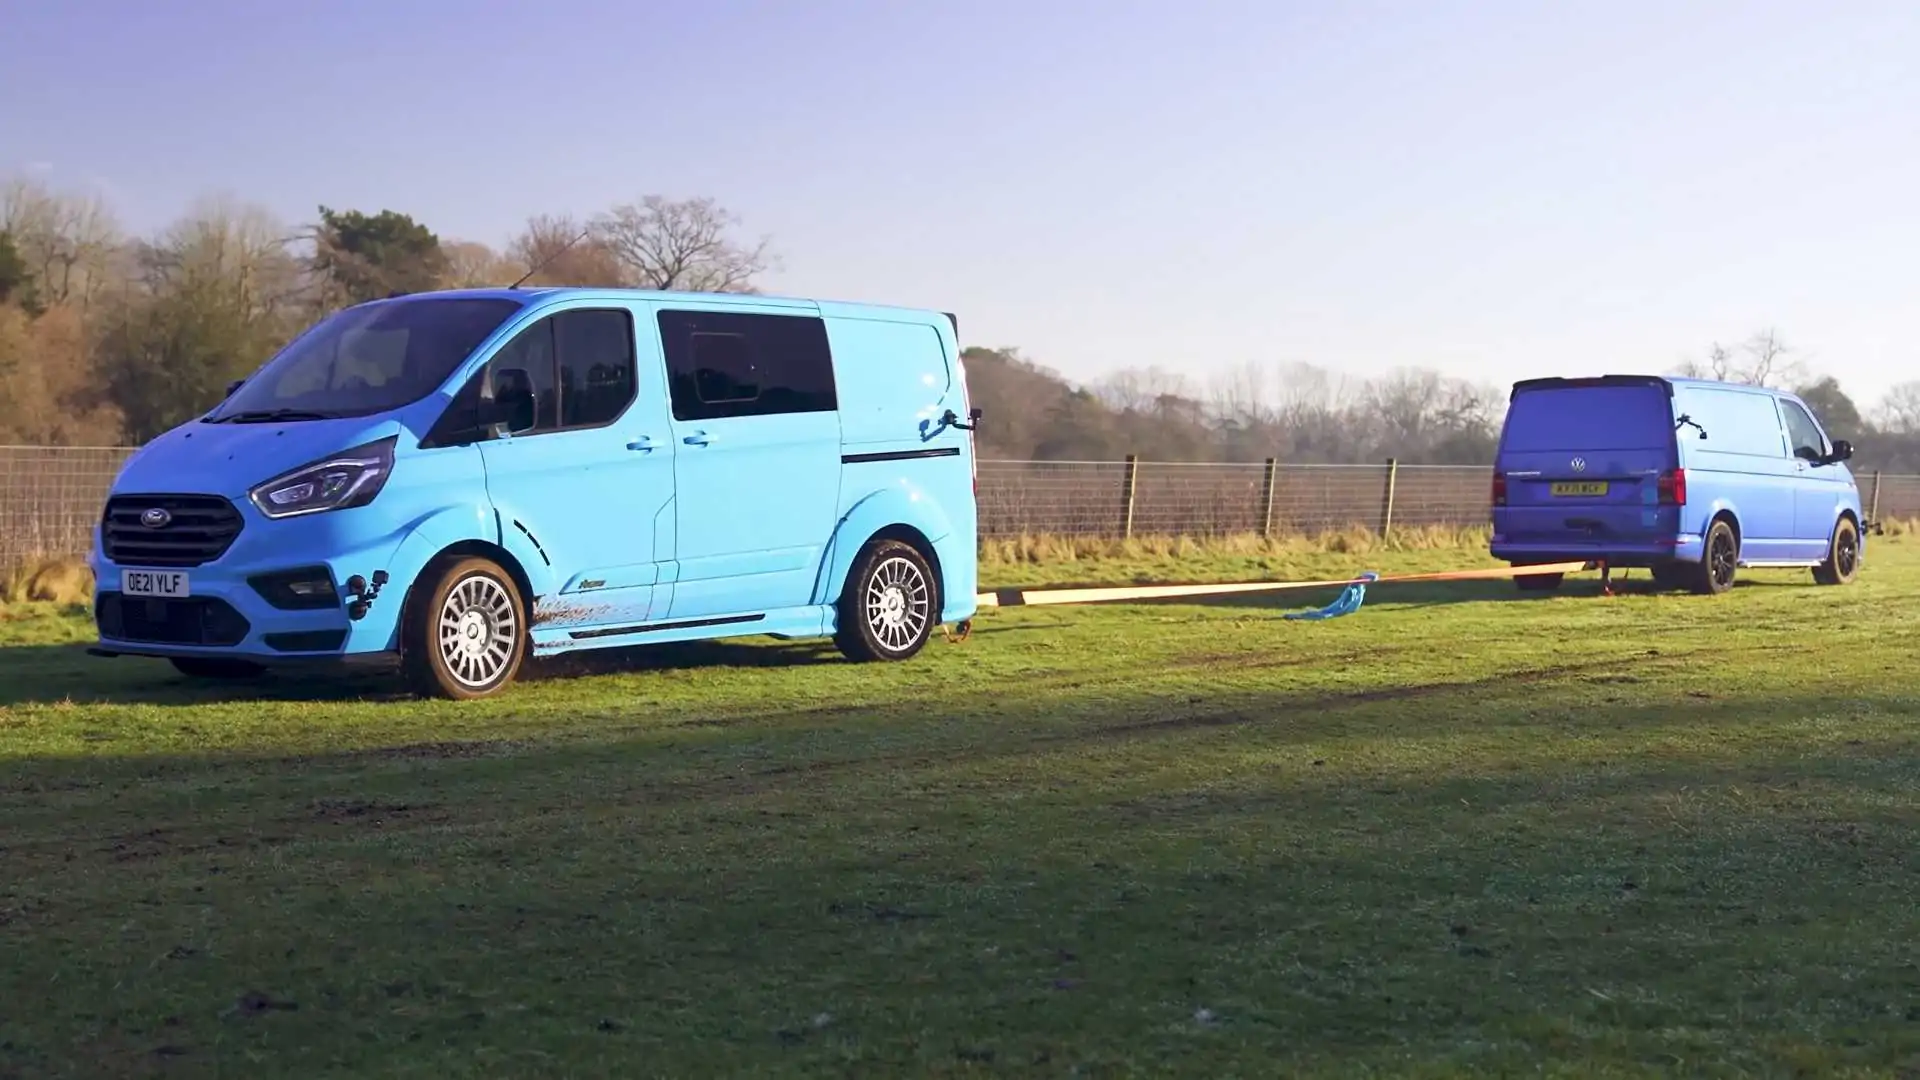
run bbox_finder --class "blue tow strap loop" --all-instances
[1282,571,1379,620]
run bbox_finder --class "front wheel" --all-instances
[402,556,528,700]
[1813,517,1861,586]
[834,539,939,663]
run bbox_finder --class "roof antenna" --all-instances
[508,228,591,289]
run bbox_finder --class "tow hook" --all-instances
[344,570,389,621]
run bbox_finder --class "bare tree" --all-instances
[506,213,627,287]
[1875,381,1920,434]
[440,239,515,288]
[1674,329,1804,387]
[1095,366,1195,413]
[1,176,124,311]
[593,195,774,293]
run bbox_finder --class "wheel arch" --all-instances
[397,539,537,655]
[812,486,956,609]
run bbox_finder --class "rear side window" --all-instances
[657,309,837,421]
[1500,385,1672,452]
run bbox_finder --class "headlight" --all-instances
[248,436,396,519]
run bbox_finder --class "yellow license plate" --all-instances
[1550,481,1608,496]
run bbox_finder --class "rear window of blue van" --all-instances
[1501,384,1673,452]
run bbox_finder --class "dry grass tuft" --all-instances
[978,524,1490,567]
[1,556,94,606]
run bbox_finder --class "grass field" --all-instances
[2,537,1918,1078]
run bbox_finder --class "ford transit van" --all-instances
[1490,375,1861,595]
[88,288,981,699]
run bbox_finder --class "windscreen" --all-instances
[208,297,522,422]
[1500,384,1673,452]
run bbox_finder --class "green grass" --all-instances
[3,541,1918,1078]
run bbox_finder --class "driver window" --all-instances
[487,318,559,431]
[1781,400,1827,460]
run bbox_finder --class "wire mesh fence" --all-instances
[6,445,1920,567]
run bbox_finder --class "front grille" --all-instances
[96,593,251,647]
[101,494,245,568]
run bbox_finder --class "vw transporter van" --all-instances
[1490,375,1861,595]
[89,287,982,699]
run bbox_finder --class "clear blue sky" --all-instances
[4,0,1917,406]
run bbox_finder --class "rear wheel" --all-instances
[1691,519,1739,595]
[1813,517,1860,586]
[168,656,264,680]
[402,556,527,700]
[834,539,939,663]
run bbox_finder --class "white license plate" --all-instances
[121,569,190,598]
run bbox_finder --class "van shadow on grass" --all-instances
[0,635,851,708]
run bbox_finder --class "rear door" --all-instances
[1495,379,1677,547]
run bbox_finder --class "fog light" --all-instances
[248,567,341,611]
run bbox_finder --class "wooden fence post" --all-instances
[1379,458,1399,538]
[1120,454,1139,539]
[1870,470,1883,526]
[1260,457,1279,538]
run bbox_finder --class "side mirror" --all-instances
[1830,439,1853,463]
[224,379,244,399]
[483,367,538,434]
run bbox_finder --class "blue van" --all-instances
[88,287,982,699]
[1490,375,1862,595]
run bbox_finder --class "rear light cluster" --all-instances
[1491,469,1686,506]
[1657,467,1687,505]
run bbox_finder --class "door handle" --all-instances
[626,436,656,452]
[682,431,714,446]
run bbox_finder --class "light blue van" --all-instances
[1490,375,1862,595]
[88,288,982,699]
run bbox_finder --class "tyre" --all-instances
[169,656,264,679]
[1691,518,1739,595]
[402,556,527,700]
[834,538,940,663]
[1514,571,1563,592]
[1813,516,1861,586]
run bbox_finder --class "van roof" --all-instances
[377,286,955,328]
[1510,374,1793,398]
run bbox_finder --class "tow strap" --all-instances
[972,560,1591,615]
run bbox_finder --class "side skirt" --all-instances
[528,604,833,657]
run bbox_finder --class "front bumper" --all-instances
[89,515,416,663]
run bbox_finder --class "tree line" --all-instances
[4,174,1918,470]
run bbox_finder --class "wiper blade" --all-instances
[214,409,336,423]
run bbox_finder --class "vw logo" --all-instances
[1570,457,1587,473]
[139,507,172,529]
